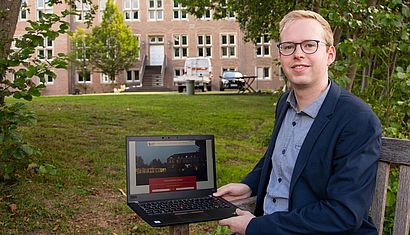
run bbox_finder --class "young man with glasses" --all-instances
[214,10,381,235]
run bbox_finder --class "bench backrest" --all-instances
[370,137,410,235]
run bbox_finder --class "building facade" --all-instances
[13,0,284,95]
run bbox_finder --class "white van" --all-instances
[174,57,213,92]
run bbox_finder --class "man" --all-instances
[214,10,381,234]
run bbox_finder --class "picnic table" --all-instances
[239,75,258,93]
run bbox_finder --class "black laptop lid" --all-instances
[126,135,217,202]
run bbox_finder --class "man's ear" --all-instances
[327,45,336,66]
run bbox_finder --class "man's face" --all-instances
[279,19,335,89]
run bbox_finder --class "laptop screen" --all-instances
[126,135,216,198]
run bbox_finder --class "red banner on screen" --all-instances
[149,176,196,193]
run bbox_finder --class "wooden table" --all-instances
[239,76,257,93]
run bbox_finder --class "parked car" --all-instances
[220,71,245,91]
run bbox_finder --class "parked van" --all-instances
[174,57,212,92]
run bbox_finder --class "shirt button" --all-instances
[282,149,286,154]
[273,198,276,203]
[292,121,296,126]
[278,178,282,183]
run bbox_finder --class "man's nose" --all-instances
[293,45,305,57]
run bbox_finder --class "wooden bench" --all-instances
[168,137,410,235]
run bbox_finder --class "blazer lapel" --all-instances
[288,82,341,204]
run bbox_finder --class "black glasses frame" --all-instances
[277,40,328,56]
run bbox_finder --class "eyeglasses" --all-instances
[277,40,328,56]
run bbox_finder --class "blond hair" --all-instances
[279,10,334,46]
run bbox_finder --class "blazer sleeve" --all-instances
[246,110,382,234]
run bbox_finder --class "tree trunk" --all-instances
[333,26,343,46]
[0,0,21,105]
[312,0,322,13]
[346,32,362,92]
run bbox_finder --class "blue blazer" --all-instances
[242,82,381,234]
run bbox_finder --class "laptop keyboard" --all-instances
[139,196,232,215]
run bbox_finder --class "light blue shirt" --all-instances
[263,82,331,215]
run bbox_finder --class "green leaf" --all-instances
[38,164,57,175]
[28,87,41,97]
[21,144,34,156]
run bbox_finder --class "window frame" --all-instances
[124,0,139,21]
[36,0,53,20]
[173,34,189,59]
[197,35,212,57]
[77,71,92,84]
[148,0,164,21]
[220,33,236,58]
[256,66,271,80]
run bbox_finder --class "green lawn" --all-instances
[0,91,279,234]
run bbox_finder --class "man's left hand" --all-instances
[219,208,255,235]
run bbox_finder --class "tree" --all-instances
[69,27,93,93]
[0,0,95,180]
[88,0,139,83]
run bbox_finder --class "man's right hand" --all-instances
[213,183,252,201]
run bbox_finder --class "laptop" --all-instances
[126,135,238,227]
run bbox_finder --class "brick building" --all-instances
[13,0,284,95]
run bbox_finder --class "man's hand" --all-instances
[219,208,255,235]
[213,183,252,201]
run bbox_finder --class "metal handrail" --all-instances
[139,54,147,86]
[160,55,166,86]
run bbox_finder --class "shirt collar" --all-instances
[286,80,331,118]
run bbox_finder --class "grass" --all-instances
[0,91,279,234]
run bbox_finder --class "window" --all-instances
[74,39,90,61]
[173,35,188,59]
[101,73,110,83]
[44,74,54,85]
[222,67,236,73]
[99,0,107,21]
[257,67,270,80]
[126,69,140,83]
[256,34,271,57]
[197,35,212,57]
[76,0,90,22]
[173,1,187,20]
[124,0,139,21]
[174,68,183,77]
[201,7,213,20]
[221,34,236,58]
[221,2,235,19]
[148,0,163,21]
[37,37,53,60]
[37,0,52,19]
[11,37,19,51]
[20,0,28,21]
[77,71,91,83]
[135,34,141,60]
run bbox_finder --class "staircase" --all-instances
[143,66,163,87]
[125,65,175,92]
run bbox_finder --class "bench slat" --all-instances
[370,162,390,234]
[392,165,410,235]
[380,138,410,166]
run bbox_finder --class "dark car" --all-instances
[220,71,245,91]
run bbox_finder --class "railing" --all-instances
[160,55,166,86]
[139,54,147,86]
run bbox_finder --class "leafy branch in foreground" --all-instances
[0,0,94,181]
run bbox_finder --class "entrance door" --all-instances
[149,45,164,65]
[149,36,164,65]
